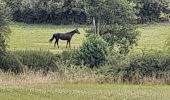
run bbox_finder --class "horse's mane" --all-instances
[68,29,77,34]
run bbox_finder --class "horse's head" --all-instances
[75,28,80,34]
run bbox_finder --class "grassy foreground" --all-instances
[0,71,169,100]
[9,22,170,52]
[0,83,170,100]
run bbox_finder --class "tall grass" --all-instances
[1,49,170,84]
[0,67,100,85]
[0,52,23,74]
[14,50,59,73]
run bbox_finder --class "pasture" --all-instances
[5,22,170,100]
[1,83,170,100]
[9,22,87,52]
[8,22,170,52]
[135,23,170,51]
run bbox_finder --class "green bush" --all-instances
[14,50,59,72]
[110,52,170,83]
[0,52,23,74]
[72,35,108,68]
[102,24,139,55]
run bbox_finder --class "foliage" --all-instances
[14,50,59,73]
[85,0,138,29]
[106,51,170,83]
[84,0,139,55]
[5,0,87,24]
[4,0,170,24]
[72,35,108,68]
[0,52,23,73]
[102,24,140,54]
[0,1,11,56]
[135,0,170,23]
[0,1,21,73]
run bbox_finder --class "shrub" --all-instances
[72,35,108,68]
[108,52,170,83]
[14,50,59,72]
[101,24,139,55]
[0,2,11,57]
[0,52,23,74]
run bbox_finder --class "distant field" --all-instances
[0,84,170,100]
[8,22,170,52]
[9,22,87,52]
[135,23,170,52]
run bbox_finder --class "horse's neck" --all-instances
[69,31,76,36]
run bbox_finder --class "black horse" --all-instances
[49,28,80,48]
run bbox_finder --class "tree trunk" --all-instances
[92,17,96,34]
[93,17,100,35]
[96,18,100,35]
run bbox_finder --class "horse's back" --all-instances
[54,33,61,37]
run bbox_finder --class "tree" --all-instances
[0,1,11,56]
[73,34,108,68]
[134,0,170,23]
[84,0,106,35]
[85,0,139,54]
[4,0,87,24]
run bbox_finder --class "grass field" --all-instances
[135,23,170,51]
[8,22,170,52]
[1,83,170,100]
[5,22,170,100]
[0,71,169,100]
[9,22,87,52]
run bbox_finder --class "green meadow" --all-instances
[4,22,170,100]
[9,22,87,52]
[1,84,170,100]
[8,22,170,52]
[135,24,170,51]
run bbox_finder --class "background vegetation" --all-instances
[4,0,170,24]
[1,0,170,99]
[0,0,170,85]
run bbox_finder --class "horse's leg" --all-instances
[56,39,59,48]
[68,40,71,48]
[54,40,57,47]
[54,39,59,48]
[66,41,69,48]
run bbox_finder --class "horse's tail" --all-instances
[49,34,55,43]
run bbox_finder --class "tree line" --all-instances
[3,0,170,25]
[4,0,87,24]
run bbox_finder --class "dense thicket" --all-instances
[5,0,87,24]
[135,0,170,23]
[0,1,23,73]
[4,0,170,24]
[108,52,170,84]
[2,50,170,84]
[15,50,59,73]
[0,1,10,56]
